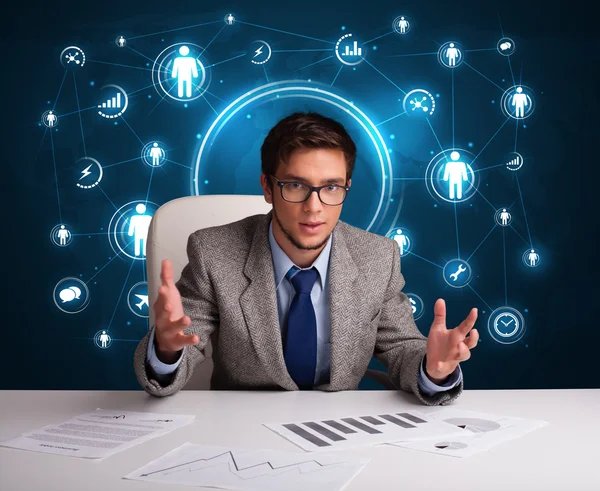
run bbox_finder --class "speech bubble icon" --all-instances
[59,288,76,303]
[70,286,82,299]
[500,42,511,51]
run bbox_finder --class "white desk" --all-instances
[1,389,598,490]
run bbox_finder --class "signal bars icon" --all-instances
[505,152,523,171]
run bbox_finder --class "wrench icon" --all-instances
[449,264,467,281]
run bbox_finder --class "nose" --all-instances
[304,189,324,212]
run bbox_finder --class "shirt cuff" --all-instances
[146,326,184,376]
[417,355,463,396]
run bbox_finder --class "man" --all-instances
[133,112,479,406]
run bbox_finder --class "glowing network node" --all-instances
[505,151,524,171]
[53,277,90,314]
[60,46,85,70]
[41,110,59,128]
[141,141,167,167]
[97,84,128,119]
[494,207,513,227]
[108,200,158,260]
[438,41,464,68]
[50,224,73,247]
[497,37,515,56]
[128,282,149,318]
[386,226,413,257]
[501,85,535,120]
[115,35,127,48]
[335,33,366,66]
[522,248,541,267]
[224,13,235,25]
[443,259,472,288]
[392,15,411,34]
[402,89,435,117]
[94,329,113,349]
[152,43,210,102]
[425,148,479,203]
[487,306,526,344]
[75,157,103,189]
[250,40,272,65]
[406,293,425,320]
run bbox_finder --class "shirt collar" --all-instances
[268,218,332,290]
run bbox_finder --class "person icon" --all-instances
[500,208,511,226]
[149,142,165,166]
[445,43,460,66]
[392,229,409,256]
[443,151,469,200]
[56,224,71,245]
[46,111,57,127]
[172,46,198,99]
[100,330,109,348]
[512,86,529,118]
[398,16,409,33]
[127,204,152,257]
[118,36,125,47]
[528,249,539,266]
[226,13,234,25]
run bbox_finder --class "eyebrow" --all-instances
[280,174,346,185]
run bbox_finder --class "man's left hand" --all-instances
[425,298,479,384]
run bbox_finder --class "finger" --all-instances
[431,298,447,330]
[464,329,479,349]
[455,307,478,337]
[176,332,200,346]
[455,341,471,361]
[160,259,175,288]
[160,315,191,334]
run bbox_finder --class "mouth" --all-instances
[299,222,324,233]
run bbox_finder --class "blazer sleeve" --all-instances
[373,239,463,406]
[133,231,219,396]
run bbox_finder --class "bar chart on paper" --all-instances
[264,410,466,452]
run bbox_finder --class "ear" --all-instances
[347,178,352,189]
[260,173,273,204]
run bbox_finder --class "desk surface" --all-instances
[1,389,599,491]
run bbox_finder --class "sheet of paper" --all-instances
[264,409,465,452]
[0,408,196,460]
[386,407,549,458]
[124,442,369,491]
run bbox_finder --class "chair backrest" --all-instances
[146,194,273,389]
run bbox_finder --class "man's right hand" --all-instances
[153,259,199,364]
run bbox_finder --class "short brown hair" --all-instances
[261,112,356,185]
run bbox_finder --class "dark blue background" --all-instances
[4,0,597,390]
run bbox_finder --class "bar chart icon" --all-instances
[505,152,523,171]
[335,33,366,66]
[97,84,128,119]
[343,41,362,57]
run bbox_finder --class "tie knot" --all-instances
[288,267,318,294]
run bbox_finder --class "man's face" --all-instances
[260,148,351,252]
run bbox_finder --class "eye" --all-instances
[289,182,303,189]
[327,185,339,191]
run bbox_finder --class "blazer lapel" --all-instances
[317,222,360,390]
[239,211,297,390]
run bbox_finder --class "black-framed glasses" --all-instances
[271,176,350,206]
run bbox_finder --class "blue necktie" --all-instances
[284,266,318,390]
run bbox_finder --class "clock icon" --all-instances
[488,306,526,344]
[493,312,519,337]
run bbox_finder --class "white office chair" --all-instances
[146,194,395,390]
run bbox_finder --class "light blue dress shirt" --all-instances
[147,220,462,394]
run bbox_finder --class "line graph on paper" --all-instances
[124,442,369,491]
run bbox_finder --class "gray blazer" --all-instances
[133,210,463,406]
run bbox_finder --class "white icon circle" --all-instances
[406,293,424,320]
[41,110,59,128]
[488,306,526,344]
[94,330,113,349]
[97,84,128,119]
[403,89,435,117]
[250,40,272,65]
[438,41,464,68]
[522,248,541,268]
[501,85,535,120]
[392,16,411,35]
[335,33,366,66]
[50,224,74,247]
[497,37,516,56]
[494,208,513,227]
[224,13,235,25]
[505,151,523,171]
[60,46,85,69]
[128,282,149,318]
[76,157,103,189]
[425,148,478,203]
[443,259,472,288]
[386,227,413,257]
[53,277,90,314]
[108,200,158,260]
[142,141,167,167]
[115,36,127,48]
